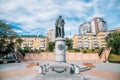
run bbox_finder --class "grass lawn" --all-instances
[108,54,120,63]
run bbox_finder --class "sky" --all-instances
[0,0,120,37]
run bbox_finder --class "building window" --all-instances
[78,36,81,39]
[40,38,45,42]
[93,41,98,47]
[22,43,27,47]
[84,35,88,39]
[78,43,82,48]
[40,42,45,48]
[84,41,88,47]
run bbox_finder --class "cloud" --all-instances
[0,0,120,37]
[13,29,23,34]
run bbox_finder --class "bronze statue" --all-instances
[55,16,65,38]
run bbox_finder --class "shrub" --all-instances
[92,49,95,52]
[19,49,26,56]
[34,49,41,53]
[73,48,80,52]
[41,50,45,52]
[83,50,87,53]
[48,42,55,52]
[95,47,99,49]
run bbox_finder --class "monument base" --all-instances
[48,62,70,74]
[55,37,66,62]
[34,74,85,80]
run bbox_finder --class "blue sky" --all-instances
[0,0,120,37]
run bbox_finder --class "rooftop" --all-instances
[20,35,45,38]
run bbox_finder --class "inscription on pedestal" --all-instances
[58,44,64,50]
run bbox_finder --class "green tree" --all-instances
[0,20,17,57]
[66,38,73,50]
[48,42,55,52]
[15,37,23,48]
[105,32,120,55]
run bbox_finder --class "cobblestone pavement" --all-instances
[0,61,120,80]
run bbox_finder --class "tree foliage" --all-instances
[105,32,120,55]
[73,48,80,52]
[66,38,73,50]
[48,42,55,52]
[16,37,23,48]
[0,20,17,57]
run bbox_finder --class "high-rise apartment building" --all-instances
[91,17,107,34]
[79,17,107,35]
[79,22,92,35]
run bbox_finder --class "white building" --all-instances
[79,22,91,34]
[79,17,107,35]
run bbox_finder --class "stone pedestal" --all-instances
[48,63,70,74]
[55,38,66,62]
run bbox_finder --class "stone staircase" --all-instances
[14,51,24,62]
[98,48,111,62]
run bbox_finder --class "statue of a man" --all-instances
[55,16,65,38]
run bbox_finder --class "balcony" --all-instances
[101,42,107,45]
[22,43,27,47]
[40,45,45,48]
[93,36,97,39]
[101,44,107,47]
[29,44,33,47]
[84,44,89,47]
[40,42,45,47]
[29,42,33,45]
[93,41,98,47]
[93,38,97,40]
[78,36,82,39]
[84,42,89,47]
[84,36,88,39]
[84,39,88,41]
[94,45,98,47]
[101,37,105,39]
[40,38,45,42]
[78,39,82,42]
[101,39,105,42]
[93,43,99,47]
[78,43,82,47]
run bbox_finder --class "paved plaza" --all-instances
[0,61,120,80]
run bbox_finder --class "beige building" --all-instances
[21,35,48,50]
[109,27,120,32]
[73,32,107,49]
[47,29,55,42]
[73,34,79,49]
[97,32,107,48]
